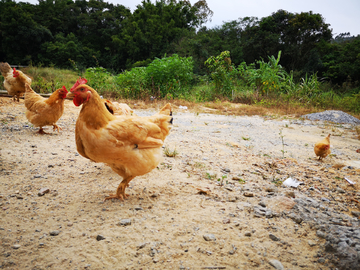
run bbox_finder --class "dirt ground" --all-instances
[0,97,359,270]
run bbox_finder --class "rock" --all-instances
[268,259,284,270]
[12,244,21,249]
[203,234,216,241]
[137,242,147,249]
[96,235,105,241]
[38,188,50,196]
[288,213,302,224]
[316,230,326,239]
[269,234,280,241]
[243,192,254,197]
[351,211,360,218]
[49,230,60,236]
[259,201,266,207]
[118,219,131,226]
[308,240,316,247]
[244,232,252,237]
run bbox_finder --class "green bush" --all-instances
[145,54,194,98]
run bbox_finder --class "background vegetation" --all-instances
[0,0,359,115]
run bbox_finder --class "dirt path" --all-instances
[1,98,359,269]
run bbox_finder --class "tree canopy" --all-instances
[0,0,358,85]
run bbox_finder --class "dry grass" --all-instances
[110,99,329,118]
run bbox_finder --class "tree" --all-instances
[0,0,52,64]
[240,10,332,75]
[118,0,209,68]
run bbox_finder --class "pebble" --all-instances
[268,259,284,270]
[12,244,21,249]
[203,234,216,241]
[96,235,105,241]
[38,188,50,196]
[269,234,280,241]
[118,219,131,226]
[243,192,254,197]
[49,230,60,236]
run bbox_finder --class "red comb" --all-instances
[12,68,16,73]
[71,77,87,92]
[62,85,68,93]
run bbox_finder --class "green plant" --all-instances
[163,146,178,157]
[85,67,113,95]
[204,51,237,99]
[279,128,287,158]
[146,54,194,98]
[217,174,228,186]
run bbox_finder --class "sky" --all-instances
[17,0,360,37]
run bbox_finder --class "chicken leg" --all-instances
[104,176,135,201]
[38,127,48,134]
[53,124,62,132]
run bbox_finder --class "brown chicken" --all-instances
[314,134,331,160]
[24,83,68,134]
[104,99,135,116]
[67,78,173,201]
[0,62,32,101]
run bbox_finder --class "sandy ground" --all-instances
[0,97,359,270]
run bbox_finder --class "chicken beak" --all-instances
[66,92,75,99]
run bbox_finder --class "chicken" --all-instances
[314,134,331,160]
[24,83,68,134]
[104,99,135,116]
[67,78,173,201]
[0,62,32,101]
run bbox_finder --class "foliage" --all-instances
[0,1,358,88]
[204,51,236,98]
[115,67,147,99]
[115,54,194,99]
[238,51,287,95]
[84,67,114,95]
[145,54,194,98]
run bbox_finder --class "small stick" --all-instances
[202,267,226,269]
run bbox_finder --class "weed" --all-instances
[272,179,283,186]
[238,178,246,184]
[242,136,251,141]
[279,128,287,158]
[163,146,178,157]
[205,172,217,180]
[217,174,228,186]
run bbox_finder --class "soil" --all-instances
[0,97,359,270]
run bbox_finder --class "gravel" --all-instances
[302,110,360,124]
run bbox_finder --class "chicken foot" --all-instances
[53,124,62,132]
[104,176,135,201]
[38,127,48,135]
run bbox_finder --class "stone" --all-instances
[269,234,280,241]
[268,259,284,270]
[38,188,50,196]
[96,235,105,241]
[118,219,131,226]
[203,234,216,241]
[49,230,60,236]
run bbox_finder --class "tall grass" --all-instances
[2,53,359,118]
[25,66,79,93]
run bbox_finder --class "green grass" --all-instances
[2,66,359,121]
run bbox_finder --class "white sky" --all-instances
[17,0,360,37]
